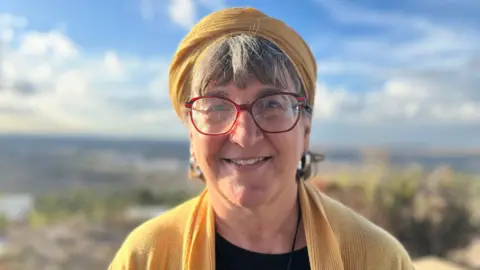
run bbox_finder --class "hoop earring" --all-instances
[189,156,203,179]
[296,151,312,181]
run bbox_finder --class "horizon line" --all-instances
[1,132,479,155]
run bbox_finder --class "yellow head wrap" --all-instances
[168,7,317,120]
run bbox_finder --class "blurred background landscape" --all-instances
[0,135,479,269]
[1,0,479,269]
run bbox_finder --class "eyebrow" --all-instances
[256,88,285,98]
[203,87,286,99]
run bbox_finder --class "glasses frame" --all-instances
[184,92,312,136]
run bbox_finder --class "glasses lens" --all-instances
[252,94,299,132]
[190,97,236,134]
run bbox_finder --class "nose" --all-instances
[229,111,264,148]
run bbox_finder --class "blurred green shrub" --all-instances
[29,188,133,226]
[134,189,192,207]
[27,186,197,227]
[313,165,479,258]
[0,213,8,235]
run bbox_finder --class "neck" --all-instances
[210,181,304,254]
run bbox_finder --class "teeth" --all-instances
[229,157,266,165]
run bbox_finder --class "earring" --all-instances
[296,151,312,181]
[189,156,203,179]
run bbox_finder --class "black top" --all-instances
[215,232,311,270]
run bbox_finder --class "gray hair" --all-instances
[191,34,306,102]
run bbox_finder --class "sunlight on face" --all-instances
[189,79,311,209]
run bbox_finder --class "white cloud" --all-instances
[313,66,480,126]
[168,0,197,29]
[139,0,226,29]
[103,51,123,78]
[314,0,480,60]
[17,31,79,60]
[0,14,186,139]
[149,62,171,100]
[311,0,480,130]
[0,1,478,147]
[0,13,27,33]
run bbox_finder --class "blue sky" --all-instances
[0,0,479,147]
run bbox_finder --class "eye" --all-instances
[258,96,286,109]
[264,99,282,108]
[257,94,294,111]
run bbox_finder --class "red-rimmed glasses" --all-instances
[184,92,312,136]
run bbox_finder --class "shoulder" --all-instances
[317,189,414,269]
[108,196,200,270]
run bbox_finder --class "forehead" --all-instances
[202,79,296,99]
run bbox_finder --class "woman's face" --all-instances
[189,78,311,208]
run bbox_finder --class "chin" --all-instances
[227,181,273,209]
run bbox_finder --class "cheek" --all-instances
[275,125,304,152]
[191,133,225,169]
[269,129,304,166]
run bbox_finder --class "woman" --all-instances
[109,7,414,270]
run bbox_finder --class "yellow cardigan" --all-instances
[109,181,414,270]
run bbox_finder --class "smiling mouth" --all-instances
[222,157,272,165]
